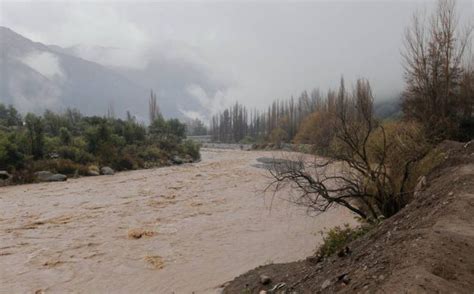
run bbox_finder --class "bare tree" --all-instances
[209,90,322,143]
[402,0,472,140]
[268,79,430,222]
[458,52,474,139]
[149,90,162,123]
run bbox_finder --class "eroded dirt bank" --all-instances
[223,141,474,293]
[0,149,355,293]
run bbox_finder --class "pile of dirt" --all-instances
[223,140,474,293]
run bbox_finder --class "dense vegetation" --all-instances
[0,102,200,184]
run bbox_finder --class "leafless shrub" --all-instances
[267,79,431,222]
[402,0,473,141]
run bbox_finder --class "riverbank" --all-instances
[223,141,474,293]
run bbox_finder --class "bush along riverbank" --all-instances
[0,103,200,186]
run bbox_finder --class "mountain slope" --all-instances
[61,42,227,120]
[1,26,148,119]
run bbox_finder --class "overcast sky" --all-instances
[1,0,473,110]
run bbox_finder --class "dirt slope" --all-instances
[223,140,474,293]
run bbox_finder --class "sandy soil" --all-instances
[223,141,474,294]
[0,149,355,294]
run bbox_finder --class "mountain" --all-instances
[0,26,150,120]
[60,42,228,120]
[0,26,224,121]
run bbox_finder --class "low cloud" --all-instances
[186,84,229,117]
[9,51,65,113]
[8,72,63,114]
[21,51,64,80]
[179,108,207,122]
[3,1,473,115]
[68,45,149,70]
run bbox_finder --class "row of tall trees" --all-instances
[209,91,323,143]
[210,1,472,146]
[269,76,432,222]
[402,0,473,141]
[268,0,472,224]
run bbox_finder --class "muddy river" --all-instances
[0,149,355,293]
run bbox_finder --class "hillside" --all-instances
[223,140,474,293]
[0,26,149,119]
[0,26,224,120]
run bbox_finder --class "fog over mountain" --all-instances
[0,26,226,120]
[0,27,146,118]
[1,1,473,120]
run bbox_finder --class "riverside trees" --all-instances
[402,0,473,141]
[210,92,320,143]
[267,79,431,222]
[0,102,199,184]
[266,0,471,222]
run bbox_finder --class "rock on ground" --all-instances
[34,171,67,182]
[48,174,67,182]
[87,165,100,176]
[34,171,54,181]
[101,167,115,175]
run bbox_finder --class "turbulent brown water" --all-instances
[0,149,355,293]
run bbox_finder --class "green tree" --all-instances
[0,104,22,127]
[149,118,187,149]
[59,127,72,146]
[0,131,24,170]
[25,113,45,159]
[43,110,66,136]
[85,123,111,154]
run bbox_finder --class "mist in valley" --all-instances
[4,1,471,120]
